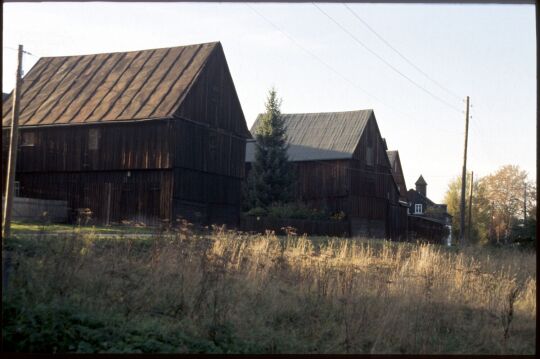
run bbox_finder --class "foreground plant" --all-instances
[2,228,536,354]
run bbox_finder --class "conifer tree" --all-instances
[245,88,294,208]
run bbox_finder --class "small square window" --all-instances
[415,204,423,214]
[21,132,35,147]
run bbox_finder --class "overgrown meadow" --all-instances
[2,224,536,354]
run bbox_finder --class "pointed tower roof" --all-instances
[415,175,427,186]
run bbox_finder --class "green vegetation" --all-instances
[11,221,157,235]
[2,227,535,354]
[245,203,333,221]
[444,165,536,247]
[244,88,295,209]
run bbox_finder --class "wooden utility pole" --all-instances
[2,45,23,241]
[467,171,474,242]
[459,96,470,245]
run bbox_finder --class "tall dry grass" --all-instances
[2,226,536,354]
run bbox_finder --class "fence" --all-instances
[240,216,350,237]
[2,196,68,223]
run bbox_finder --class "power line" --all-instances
[245,4,462,136]
[3,46,38,57]
[245,4,404,117]
[312,3,463,114]
[343,3,462,102]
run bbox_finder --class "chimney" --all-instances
[415,175,427,197]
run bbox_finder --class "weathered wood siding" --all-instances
[348,115,405,239]
[244,113,407,239]
[169,44,248,225]
[174,43,250,138]
[2,121,174,224]
[2,42,249,226]
[170,120,245,225]
[3,121,172,174]
[15,170,173,224]
[408,215,449,243]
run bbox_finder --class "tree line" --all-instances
[444,165,536,247]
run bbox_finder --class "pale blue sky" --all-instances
[2,2,536,202]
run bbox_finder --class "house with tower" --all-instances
[406,175,452,242]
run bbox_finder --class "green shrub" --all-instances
[245,207,268,217]
[267,203,328,220]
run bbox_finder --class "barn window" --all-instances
[366,146,374,166]
[415,204,423,214]
[21,132,35,147]
[88,128,100,150]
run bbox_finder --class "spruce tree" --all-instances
[245,88,294,209]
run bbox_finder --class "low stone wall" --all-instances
[240,216,350,237]
[2,197,68,223]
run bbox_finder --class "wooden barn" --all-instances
[386,150,408,201]
[245,110,408,240]
[2,42,251,225]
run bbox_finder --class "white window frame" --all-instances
[414,203,423,214]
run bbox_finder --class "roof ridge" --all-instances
[255,109,373,118]
[36,41,221,59]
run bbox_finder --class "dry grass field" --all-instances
[2,225,536,354]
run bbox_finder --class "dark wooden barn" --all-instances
[245,110,408,240]
[386,150,408,201]
[2,42,251,225]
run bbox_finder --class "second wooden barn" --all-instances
[246,110,407,240]
[2,42,251,225]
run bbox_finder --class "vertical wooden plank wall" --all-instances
[171,44,249,226]
[2,120,174,224]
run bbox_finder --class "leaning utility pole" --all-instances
[459,96,470,246]
[467,171,474,242]
[2,45,24,241]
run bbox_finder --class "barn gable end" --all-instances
[2,42,249,226]
[245,110,407,240]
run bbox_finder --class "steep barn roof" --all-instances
[387,150,397,166]
[387,150,407,197]
[246,110,373,162]
[2,42,225,127]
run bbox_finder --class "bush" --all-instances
[1,293,256,353]
[267,203,327,220]
[245,207,268,218]
[245,203,329,220]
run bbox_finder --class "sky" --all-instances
[2,2,536,203]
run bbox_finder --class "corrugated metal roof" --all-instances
[2,42,218,127]
[246,110,373,162]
